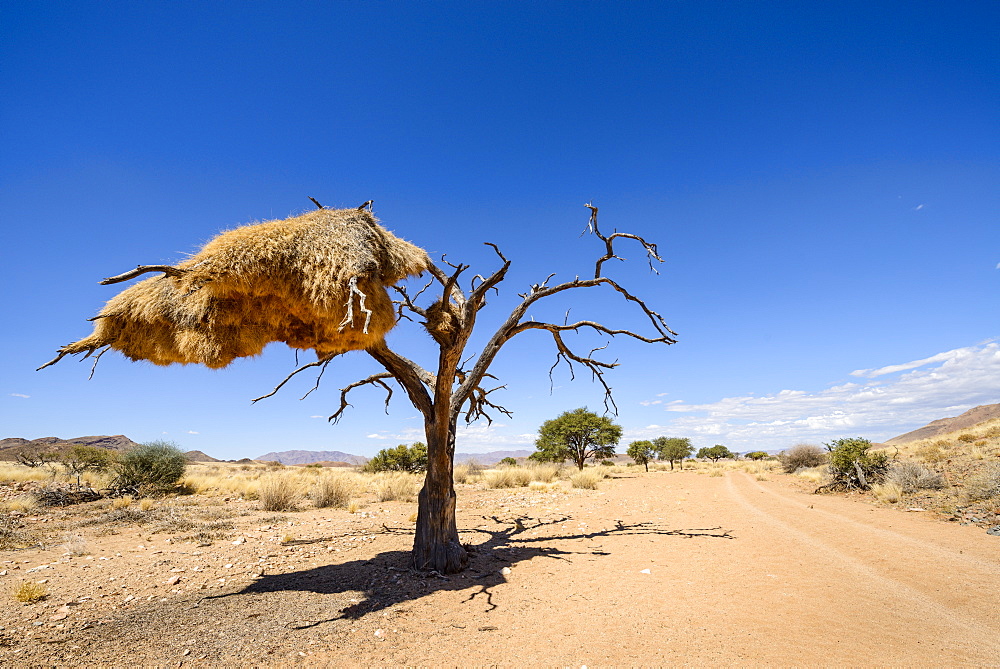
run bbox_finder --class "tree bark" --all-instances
[410,416,468,573]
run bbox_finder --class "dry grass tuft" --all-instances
[3,494,39,513]
[795,465,829,483]
[483,467,532,489]
[13,581,47,604]
[570,469,603,489]
[372,472,418,502]
[56,208,430,368]
[0,463,51,483]
[872,481,904,503]
[312,471,357,509]
[258,473,304,512]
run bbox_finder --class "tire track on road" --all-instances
[724,471,1000,657]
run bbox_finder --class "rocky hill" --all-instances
[0,435,141,460]
[885,403,1000,445]
[184,450,221,462]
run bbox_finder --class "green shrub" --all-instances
[364,443,428,473]
[745,451,769,461]
[823,438,888,490]
[778,444,827,473]
[109,441,187,496]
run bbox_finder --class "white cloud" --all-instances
[913,204,925,211]
[652,342,1000,451]
[187,430,199,435]
[366,433,389,439]
[8,393,30,398]
[309,415,324,419]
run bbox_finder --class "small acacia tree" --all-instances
[58,444,115,489]
[697,444,733,462]
[41,202,674,573]
[534,408,622,470]
[627,440,656,472]
[655,436,693,470]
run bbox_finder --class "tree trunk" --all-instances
[410,416,468,573]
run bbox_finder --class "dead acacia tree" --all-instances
[40,201,674,574]
[256,203,676,573]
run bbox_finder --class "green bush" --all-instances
[109,441,187,496]
[498,457,518,467]
[363,443,428,473]
[745,451,769,461]
[824,437,888,490]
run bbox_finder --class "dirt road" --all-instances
[3,469,999,666]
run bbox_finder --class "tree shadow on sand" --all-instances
[204,517,734,630]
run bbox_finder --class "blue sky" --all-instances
[2,1,997,458]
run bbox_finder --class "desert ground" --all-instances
[2,462,999,667]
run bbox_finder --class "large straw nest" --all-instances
[58,208,429,368]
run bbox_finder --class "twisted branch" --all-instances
[252,355,337,403]
[329,373,395,423]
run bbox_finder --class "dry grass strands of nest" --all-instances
[46,208,430,369]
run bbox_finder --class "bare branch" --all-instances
[510,319,674,345]
[87,346,111,380]
[36,348,74,371]
[358,200,374,211]
[546,330,618,414]
[454,272,675,413]
[309,196,324,209]
[427,261,467,308]
[467,243,511,312]
[329,373,394,423]
[585,203,663,278]
[251,355,336,403]
[99,265,187,285]
[299,357,333,400]
[463,382,513,425]
[391,281,431,319]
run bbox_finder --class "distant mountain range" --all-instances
[455,450,533,464]
[885,403,1000,445]
[255,450,370,466]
